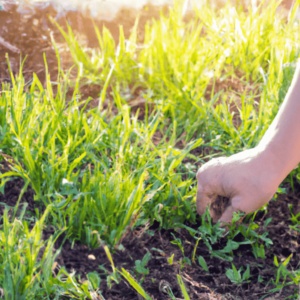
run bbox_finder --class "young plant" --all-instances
[288,204,300,232]
[264,254,300,298]
[197,256,209,273]
[134,252,152,284]
[0,204,93,300]
[159,280,177,300]
[170,233,191,268]
[252,241,266,259]
[119,269,153,300]
[223,211,273,260]
[273,254,297,286]
[225,263,251,285]
[175,206,252,263]
[104,246,153,300]
[103,246,121,288]
[167,253,175,266]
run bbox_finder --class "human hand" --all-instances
[196,147,281,225]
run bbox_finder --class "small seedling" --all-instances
[170,233,191,268]
[170,233,185,254]
[118,268,152,300]
[146,229,155,236]
[225,263,251,285]
[264,217,273,230]
[258,275,264,283]
[222,211,246,239]
[177,275,191,300]
[151,247,165,256]
[273,254,297,285]
[159,280,176,299]
[192,237,202,263]
[288,204,300,226]
[167,253,175,265]
[198,255,209,272]
[87,271,101,290]
[134,252,151,284]
[197,205,226,244]
[252,241,265,259]
[98,264,109,276]
[104,246,121,288]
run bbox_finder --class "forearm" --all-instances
[258,62,300,183]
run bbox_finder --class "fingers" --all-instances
[196,157,227,216]
[196,184,216,215]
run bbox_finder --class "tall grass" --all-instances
[0,52,201,249]
[0,205,96,299]
[52,0,300,154]
[0,0,299,246]
[0,0,298,244]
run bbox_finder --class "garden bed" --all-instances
[0,172,300,299]
[0,1,300,299]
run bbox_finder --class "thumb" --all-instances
[218,205,238,225]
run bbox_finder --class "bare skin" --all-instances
[196,62,300,224]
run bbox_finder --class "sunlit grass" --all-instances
[52,0,300,154]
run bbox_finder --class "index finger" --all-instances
[196,183,216,215]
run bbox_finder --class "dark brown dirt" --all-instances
[210,196,231,223]
[0,162,36,221]
[0,177,35,218]
[1,164,300,299]
[0,4,59,86]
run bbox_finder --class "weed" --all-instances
[133,252,152,284]
[198,255,209,272]
[225,263,251,285]
[170,233,191,268]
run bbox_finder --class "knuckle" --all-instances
[211,156,226,165]
[197,163,211,179]
[196,169,202,180]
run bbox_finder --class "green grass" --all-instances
[0,0,300,298]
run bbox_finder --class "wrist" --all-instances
[255,143,291,187]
